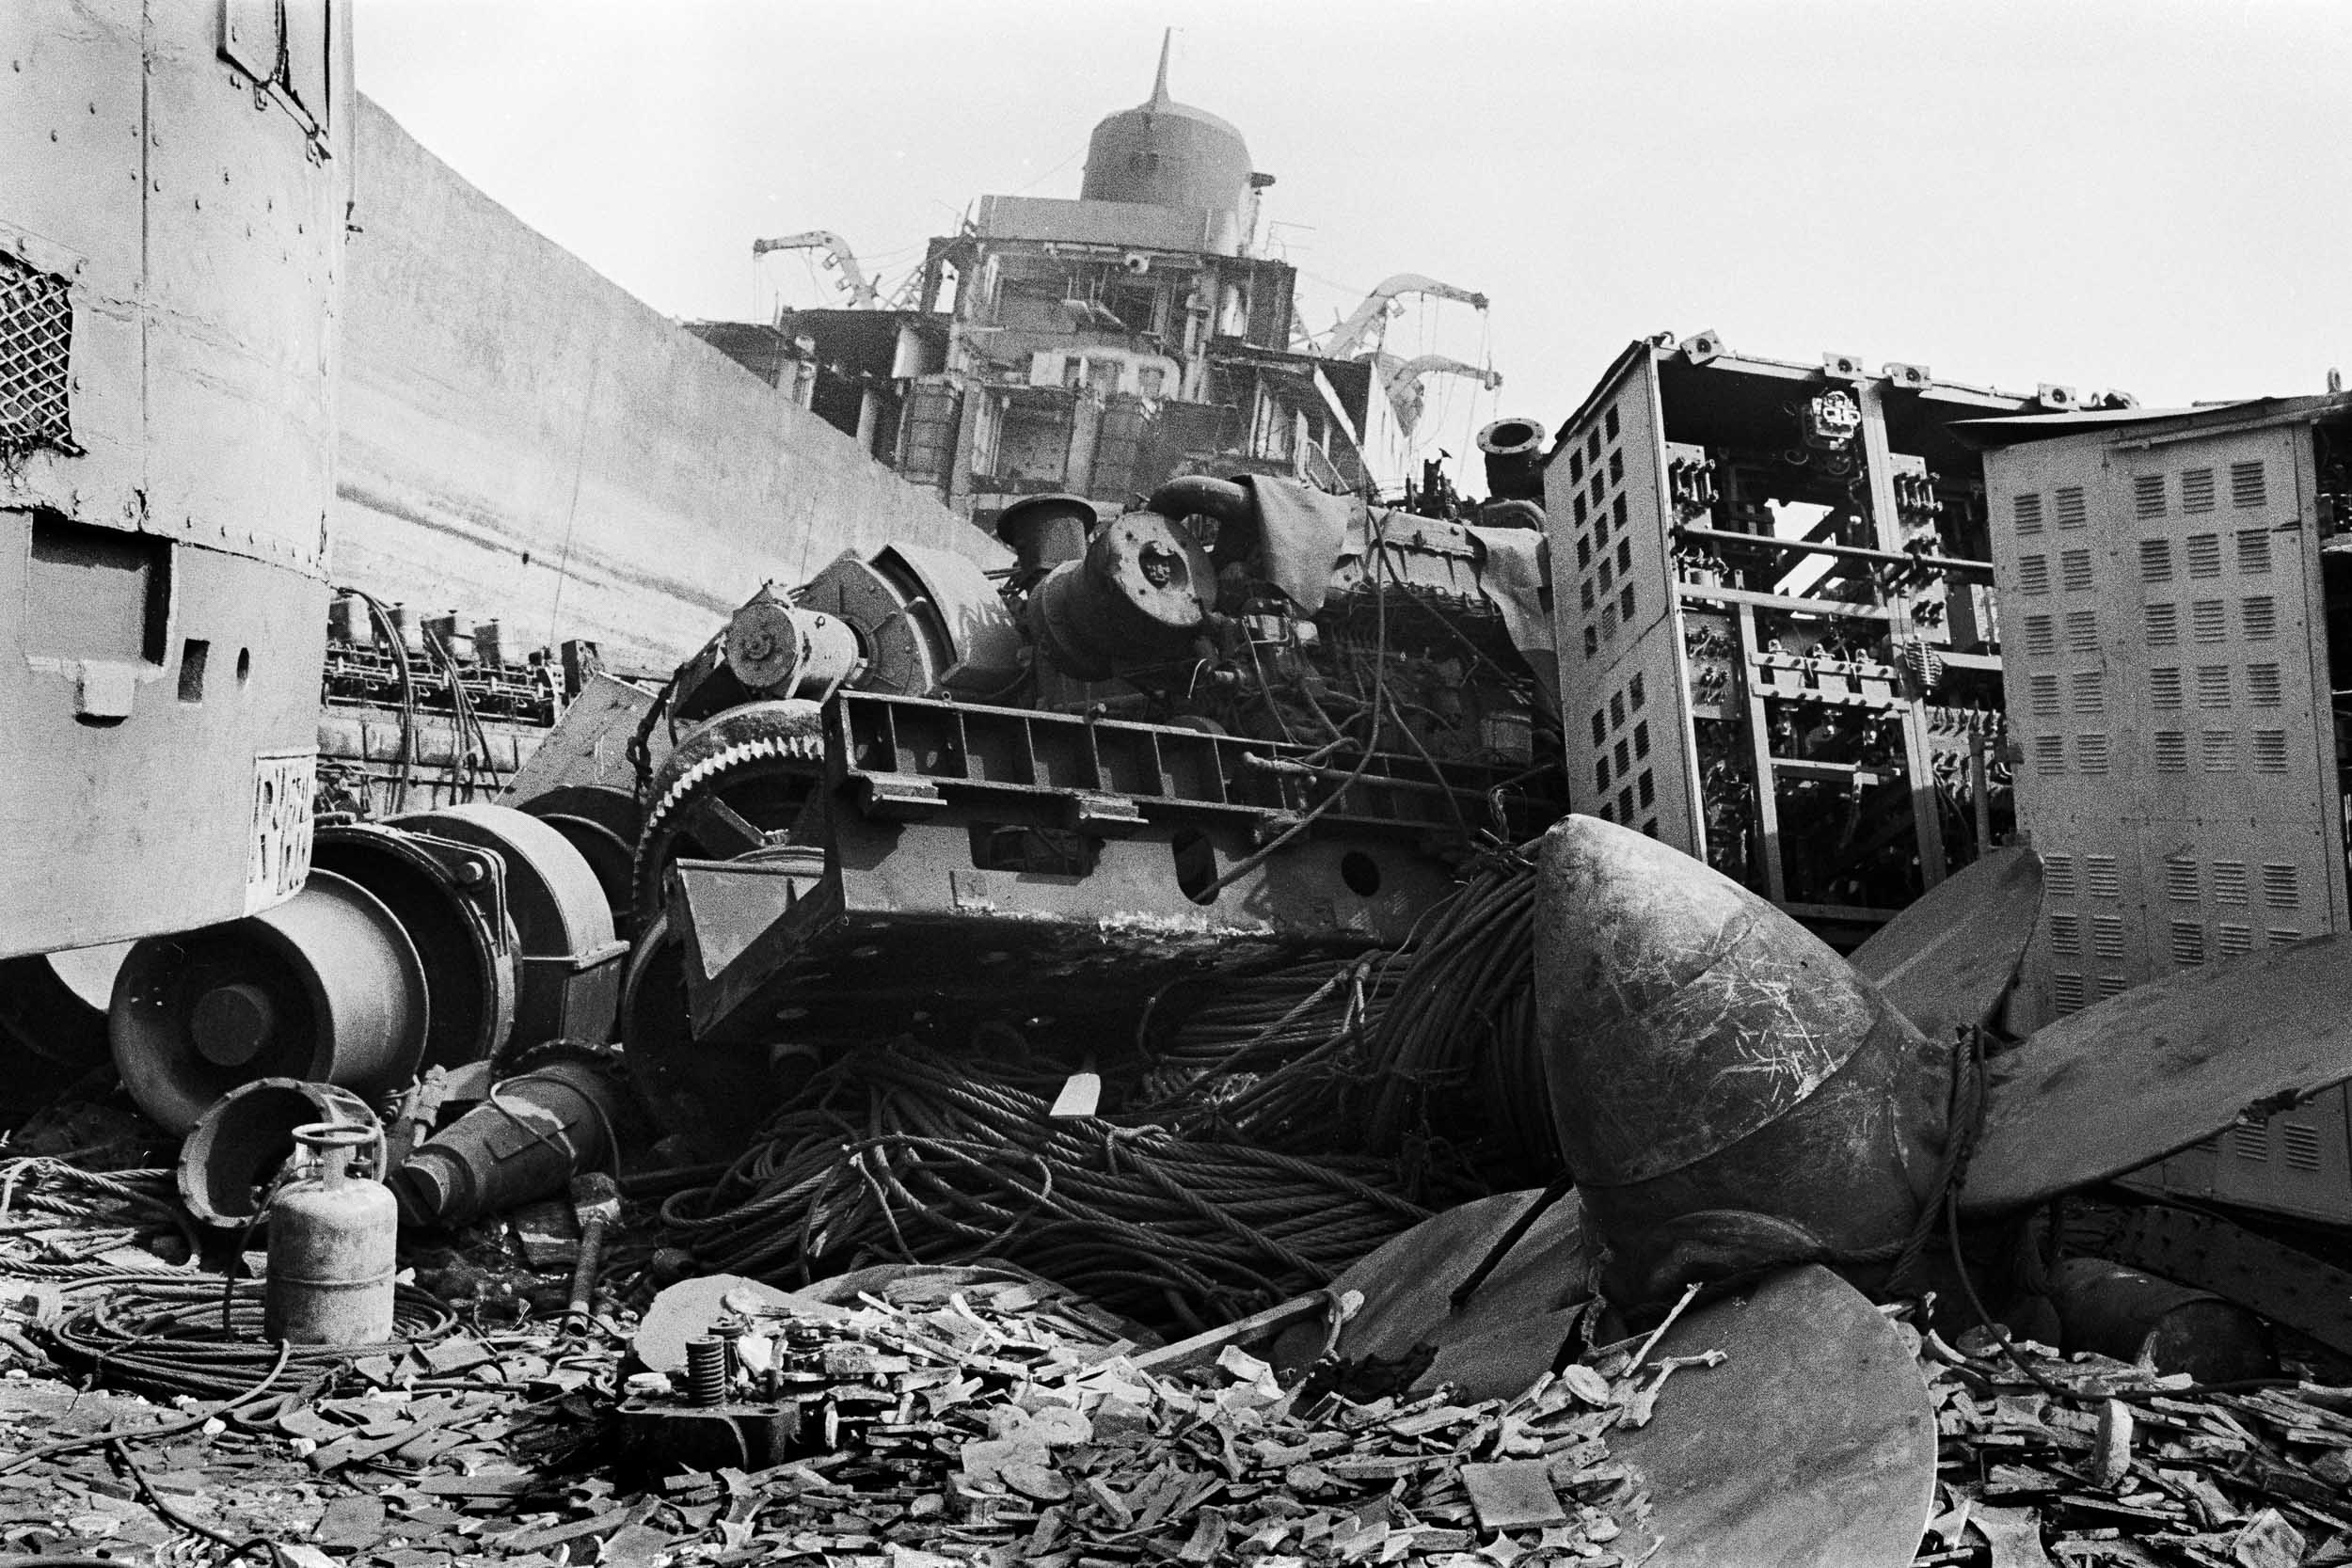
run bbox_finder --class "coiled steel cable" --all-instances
[41,1276,455,1402]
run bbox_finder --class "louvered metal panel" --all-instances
[1987,413,2352,1223]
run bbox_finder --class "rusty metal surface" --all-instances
[1267,1187,1595,1388]
[1850,846,2042,1041]
[1612,1265,1937,1568]
[1963,934,2352,1213]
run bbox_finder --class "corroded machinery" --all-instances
[544,479,1565,1143]
[1,0,352,959]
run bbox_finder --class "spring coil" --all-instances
[683,1337,728,1405]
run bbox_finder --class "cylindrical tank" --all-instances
[1535,814,1953,1309]
[723,596,862,700]
[263,1123,397,1346]
[2048,1258,2274,1383]
[1080,89,1254,237]
[1477,418,1549,502]
[1025,510,1213,680]
[993,493,1098,581]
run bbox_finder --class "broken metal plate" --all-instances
[1851,847,2042,1043]
[1963,934,2352,1214]
[1266,1186,1594,1385]
[1613,1264,1937,1568]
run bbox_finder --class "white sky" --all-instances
[358,0,2352,493]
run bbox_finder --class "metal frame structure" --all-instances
[1541,335,2075,945]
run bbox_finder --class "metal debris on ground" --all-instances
[616,1269,1667,1567]
[1905,1309,2352,1566]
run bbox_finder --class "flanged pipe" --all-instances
[993,493,1099,581]
[1476,417,1548,501]
[110,869,430,1134]
[177,1077,380,1228]
[393,1050,630,1228]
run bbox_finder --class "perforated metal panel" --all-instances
[1543,353,1702,848]
[1988,418,2352,1222]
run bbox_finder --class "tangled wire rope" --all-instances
[41,1275,455,1402]
[660,1042,1431,1331]
[0,1159,202,1276]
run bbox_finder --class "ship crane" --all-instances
[1319,273,1489,358]
[753,230,883,309]
[1375,353,1502,436]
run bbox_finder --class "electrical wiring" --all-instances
[659,1040,1428,1328]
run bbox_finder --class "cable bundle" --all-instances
[0,1159,201,1278]
[660,1042,1430,1330]
[43,1276,455,1402]
[1140,845,1558,1190]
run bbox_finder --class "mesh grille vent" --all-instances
[2185,533,2222,578]
[2077,733,2109,774]
[2096,974,2128,998]
[2181,467,2216,512]
[2018,555,2050,594]
[2066,610,2100,652]
[2139,539,2173,582]
[2169,920,2205,965]
[2033,735,2066,775]
[2162,860,2199,900]
[2056,486,2088,529]
[2014,493,2044,533]
[2252,730,2288,772]
[2282,1122,2323,1173]
[2236,531,2271,574]
[2146,603,2178,645]
[2073,670,2105,714]
[2133,474,2166,518]
[2153,731,2187,771]
[2233,1122,2269,1162]
[2024,615,2056,656]
[2269,927,2303,945]
[2150,667,2184,709]
[2248,663,2282,705]
[2085,856,2121,898]
[2242,595,2277,639]
[0,251,75,455]
[2217,925,2254,958]
[2262,863,2298,908]
[2195,665,2232,707]
[2060,549,2094,592]
[2028,674,2059,717]
[2201,730,2235,771]
[2212,862,2249,905]
[2192,599,2227,641]
[2053,973,2085,1013]
[2043,855,2077,896]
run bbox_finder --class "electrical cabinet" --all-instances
[1980,396,2352,1224]
[1542,336,2066,945]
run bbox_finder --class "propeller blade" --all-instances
[1267,1186,1593,1388]
[1963,934,2352,1213]
[1613,1264,1937,1568]
[1851,847,2042,1042]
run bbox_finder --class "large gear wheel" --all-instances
[630,699,828,930]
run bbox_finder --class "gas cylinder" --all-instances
[263,1123,398,1345]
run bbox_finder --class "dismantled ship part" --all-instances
[1,0,351,960]
[177,1076,381,1229]
[109,804,621,1133]
[1547,337,2061,950]
[393,1046,638,1228]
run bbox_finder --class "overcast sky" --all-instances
[359,0,2352,493]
